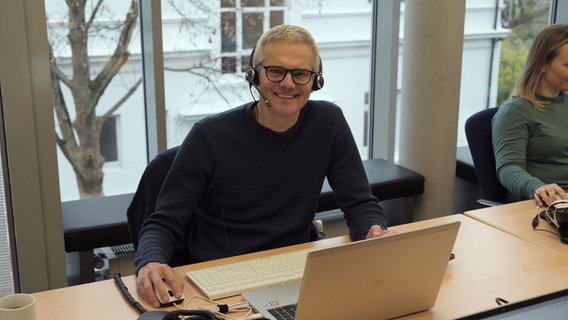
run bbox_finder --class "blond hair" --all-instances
[252,24,320,72]
[512,24,568,110]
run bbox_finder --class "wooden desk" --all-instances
[463,200,568,257]
[33,214,568,320]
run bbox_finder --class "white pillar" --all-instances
[398,0,466,220]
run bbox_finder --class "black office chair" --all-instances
[127,146,325,267]
[126,146,192,267]
[464,107,507,206]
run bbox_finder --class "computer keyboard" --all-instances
[185,248,311,300]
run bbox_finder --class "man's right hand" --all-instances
[136,262,184,308]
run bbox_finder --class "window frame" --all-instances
[219,0,287,74]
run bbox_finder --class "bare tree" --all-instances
[50,0,140,198]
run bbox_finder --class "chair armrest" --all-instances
[476,199,504,207]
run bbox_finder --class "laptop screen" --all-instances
[456,288,568,320]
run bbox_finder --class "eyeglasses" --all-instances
[262,66,316,85]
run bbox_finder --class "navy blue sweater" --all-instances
[135,100,387,270]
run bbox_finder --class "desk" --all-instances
[464,200,568,256]
[63,158,425,283]
[34,214,568,320]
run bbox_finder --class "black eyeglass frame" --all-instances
[260,65,317,85]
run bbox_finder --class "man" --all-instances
[135,24,388,307]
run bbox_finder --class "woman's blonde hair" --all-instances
[252,24,320,72]
[512,24,568,110]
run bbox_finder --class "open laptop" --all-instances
[243,221,460,320]
[456,287,568,320]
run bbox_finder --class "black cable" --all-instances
[532,210,562,239]
[114,272,147,314]
[113,273,220,320]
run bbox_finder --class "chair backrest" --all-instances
[126,146,191,266]
[464,108,507,203]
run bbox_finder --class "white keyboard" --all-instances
[186,248,311,300]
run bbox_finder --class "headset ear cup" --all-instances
[312,55,324,91]
[312,73,324,91]
[245,67,256,82]
[246,47,260,86]
[245,68,257,85]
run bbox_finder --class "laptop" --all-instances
[243,221,460,320]
[455,287,568,320]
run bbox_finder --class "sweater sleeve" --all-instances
[134,124,212,272]
[492,100,544,200]
[325,106,388,240]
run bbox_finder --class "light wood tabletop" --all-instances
[464,200,568,257]
[32,213,568,320]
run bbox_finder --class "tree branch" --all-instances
[88,0,139,115]
[100,77,142,122]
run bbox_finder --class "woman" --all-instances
[492,24,568,206]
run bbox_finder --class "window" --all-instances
[0,89,15,296]
[45,0,147,201]
[220,0,285,73]
[497,0,551,105]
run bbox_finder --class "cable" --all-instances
[113,273,220,320]
[180,295,256,320]
[532,207,562,239]
[114,272,147,314]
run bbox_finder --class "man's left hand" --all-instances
[365,225,391,239]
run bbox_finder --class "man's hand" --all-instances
[136,262,184,308]
[365,224,392,239]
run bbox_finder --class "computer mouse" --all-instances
[137,310,179,320]
[154,279,185,307]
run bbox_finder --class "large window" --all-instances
[42,0,557,201]
[45,0,147,201]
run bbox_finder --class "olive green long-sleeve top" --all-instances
[492,94,568,202]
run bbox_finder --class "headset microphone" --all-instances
[245,65,271,108]
[250,81,271,108]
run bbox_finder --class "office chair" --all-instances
[127,146,325,267]
[464,107,507,206]
[126,145,192,267]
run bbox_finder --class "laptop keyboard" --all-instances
[186,249,311,300]
[268,303,298,320]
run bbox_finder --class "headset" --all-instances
[245,46,324,92]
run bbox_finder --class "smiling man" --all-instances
[134,24,389,308]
